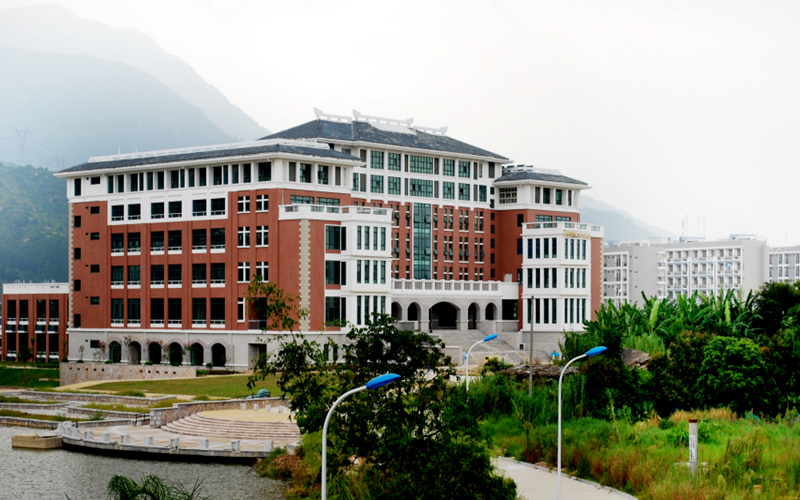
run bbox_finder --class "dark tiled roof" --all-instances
[262,120,509,160]
[494,171,588,186]
[60,143,361,173]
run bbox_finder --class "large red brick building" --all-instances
[47,109,603,369]
[1,283,69,362]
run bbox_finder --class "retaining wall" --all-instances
[20,391,174,405]
[150,398,286,428]
[60,362,197,386]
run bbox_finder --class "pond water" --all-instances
[0,426,287,500]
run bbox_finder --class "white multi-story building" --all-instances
[768,246,800,284]
[604,235,769,307]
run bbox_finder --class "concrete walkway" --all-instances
[495,457,637,500]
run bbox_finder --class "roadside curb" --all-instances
[496,456,639,500]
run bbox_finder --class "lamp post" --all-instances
[464,334,497,391]
[557,346,607,500]
[321,373,401,500]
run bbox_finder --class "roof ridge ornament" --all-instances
[412,124,448,136]
[314,108,353,123]
[353,110,414,127]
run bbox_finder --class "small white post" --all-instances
[689,419,698,475]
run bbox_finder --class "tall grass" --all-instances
[622,332,666,356]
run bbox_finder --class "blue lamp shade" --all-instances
[585,346,608,357]
[483,334,498,342]
[366,373,401,390]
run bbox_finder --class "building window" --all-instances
[211,228,225,249]
[299,163,312,183]
[409,155,433,174]
[256,226,268,247]
[151,265,164,285]
[371,151,384,169]
[192,299,207,325]
[151,202,165,219]
[238,298,245,322]
[111,205,124,221]
[211,263,225,284]
[318,165,329,185]
[387,153,400,171]
[90,297,100,305]
[192,199,207,217]
[168,201,182,218]
[326,225,343,250]
[258,162,271,181]
[111,299,124,324]
[325,261,341,285]
[256,261,268,281]
[443,159,455,176]
[543,188,551,204]
[290,195,314,205]
[556,189,563,205]
[237,196,250,213]
[128,233,141,252]
[458,161,470,178]
[371,175,384,193]
[409,179,433,198]
[210,198,225,215]
[478,185,487,202]
[443,182,455,200]
[238,262,250,283]
[198,168,207,187]
[325,297,345,323]
[238,227,250,247]
[382,176,399,195]
[192,263,207,284]
[192,229,207,250]
[74,178,81,196]
[499,188,517,204]
[256,194,268,212]
[458,183,470,201]
[243,163,252,183]
[318,197,340,206]
[90,206,100,214]
[168,264,182,285]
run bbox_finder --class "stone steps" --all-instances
[161,413,301,441]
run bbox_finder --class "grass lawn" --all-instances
[89,374,282,399]
[0,394,58,404]
[0,409,88,422]
[0,366,60,388]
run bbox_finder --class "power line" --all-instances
[13,128,30,165]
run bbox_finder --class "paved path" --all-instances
[495,457,637,500]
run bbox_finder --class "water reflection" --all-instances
[0,426,286,500]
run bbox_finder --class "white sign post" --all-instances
[688,419,698,475]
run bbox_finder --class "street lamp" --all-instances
[557,346,607,500]
[464,334,497,391]
[321,373,401,500]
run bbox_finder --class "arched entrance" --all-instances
[468,303,479,330]
[485,303,497,321]
[128,341,141,365]
[109,341,122,363]
[391,302,403,321]
[191,343,204,366]
[148,342,162,364]
[169,342,183,366]
[407,303,420,322]
[211,343,227,367]
[430,302,458,329]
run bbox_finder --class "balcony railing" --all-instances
[168,319,182,327]
[392,279,501,294]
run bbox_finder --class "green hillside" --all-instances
[0,163,68,286]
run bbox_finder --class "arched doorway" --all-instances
[128,341,141,365]
[430,302,458,329]
[408,303,420,321]
[391,302,403,321]
[485,303,497,321]
[109,341,122,364]
[148,342,162,364]
[169,342,183,366]
[211,343,227,367]
[468,303,479,330]
[191,343,204,366]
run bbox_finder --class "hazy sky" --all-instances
[5,0,800,245]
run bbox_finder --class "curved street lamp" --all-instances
[464,334,497,391]
[557,346,607,500]
[321,373,401,500]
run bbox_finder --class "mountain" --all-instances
[581,195,676,242]
[0,4,269,142]
[0,46,235,168]
[0,163,68,287]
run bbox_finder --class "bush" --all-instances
[76,359,84,364]
[205,363,213,369]
[105,360,113,364]
[144,361,153,366]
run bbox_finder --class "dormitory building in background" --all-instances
[603,235,771,308]
[1,109,605,368]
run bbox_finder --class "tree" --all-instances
[252,312,516,500]
[699,336,777,414]
[754,282,800,336]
